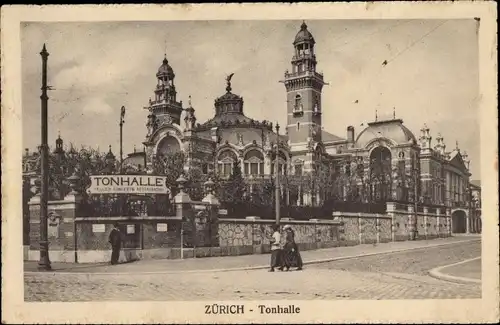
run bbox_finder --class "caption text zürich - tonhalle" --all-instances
[205,304,300,315]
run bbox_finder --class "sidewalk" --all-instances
[24,235,480,275]
[429,256,481,284]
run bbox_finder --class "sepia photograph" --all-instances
[2,2,498,324]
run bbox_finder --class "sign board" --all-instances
[92,224,106,233]
[127,224,135,234]
[194,204,207,210]
[219,209,228,215]
[157,223,168,232]
[88,175,170,194]
[48,225,59,238]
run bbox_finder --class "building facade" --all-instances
[23,21,481,233]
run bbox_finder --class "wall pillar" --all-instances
[174,175,193,256]
[358,213,363,245]
[202,179,220,247]
[386,202,396,242]
[423,206,429,239]
[407,205,415,240]
[27,189,81,263]
[436,208,441,238]
[466,210,471,234]
[375,215,381,244]
[446,207,452,236]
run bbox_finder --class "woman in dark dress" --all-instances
[282,225,303,271]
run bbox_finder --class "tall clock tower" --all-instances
[282,21,327,171]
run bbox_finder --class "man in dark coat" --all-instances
[108,223,122,265]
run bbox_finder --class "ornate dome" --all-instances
[156,57,174,78]
[213,73,245,117]
[294,21,315,45]
[355,119,417,148]
[105,145,116,160]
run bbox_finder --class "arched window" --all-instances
[294,160,304,176]
[294,94,303,113]
[157,135,181,156]
[217,150,238,177]
[244,149,264,176]
[369,146,392,202]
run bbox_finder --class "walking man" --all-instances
[108,223,122,265]
[269,224,283,272]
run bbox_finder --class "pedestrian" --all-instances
[108,223,122,265]
[269,224,283,272]
[282,225,303,271]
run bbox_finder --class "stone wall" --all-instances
[332,212,392,245]
[216,217,340,255]
[26,195,453,263]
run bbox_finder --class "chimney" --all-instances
[347,126,355,143]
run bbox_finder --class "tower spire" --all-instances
[393,107,396,119]
[163,39,168,62]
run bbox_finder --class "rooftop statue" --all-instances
[226,73,234,92]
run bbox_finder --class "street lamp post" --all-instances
[413,167,418,240]
[275,123,281,226]
[119,106,126,173]
[38,44,51,270]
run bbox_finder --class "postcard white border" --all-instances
[1,3,498,324]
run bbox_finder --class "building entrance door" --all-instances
[451,210,467,233]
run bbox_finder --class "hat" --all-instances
[283,225,291,230]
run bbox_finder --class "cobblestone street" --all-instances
[24,238,481,301]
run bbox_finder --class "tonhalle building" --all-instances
[23,21,481,234]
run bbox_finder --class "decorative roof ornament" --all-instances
[294,20,315,45]
[226,72,234,93]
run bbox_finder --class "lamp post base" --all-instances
[37,241,52,271]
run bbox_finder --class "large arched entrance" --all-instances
[452,210,467,233]
[157,135,181,156]
[369,146,392,202]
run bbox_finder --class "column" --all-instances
[436,208,441,237]
[387,202,396,242]
[423,206,428,238]
[407,205,415,240]
[446,207,452,236]
[202,179,220,247]
[466,210,470,234]
[175,175,193,257]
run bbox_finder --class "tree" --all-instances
[153,151,186,193]
[44,145,110,200]
[219,160,246,205]
[185,168,211,201]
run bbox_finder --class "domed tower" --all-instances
[145,54,184,127]
[281,21,327,171]
[53,132,64,157]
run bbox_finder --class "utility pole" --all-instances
[119,106,125,173]
[275,123,281,226]
[38,44,51,270]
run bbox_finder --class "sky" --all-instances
[21,19,480,178]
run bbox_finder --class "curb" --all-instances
[428,256,482,284]
[24,238,480,276]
